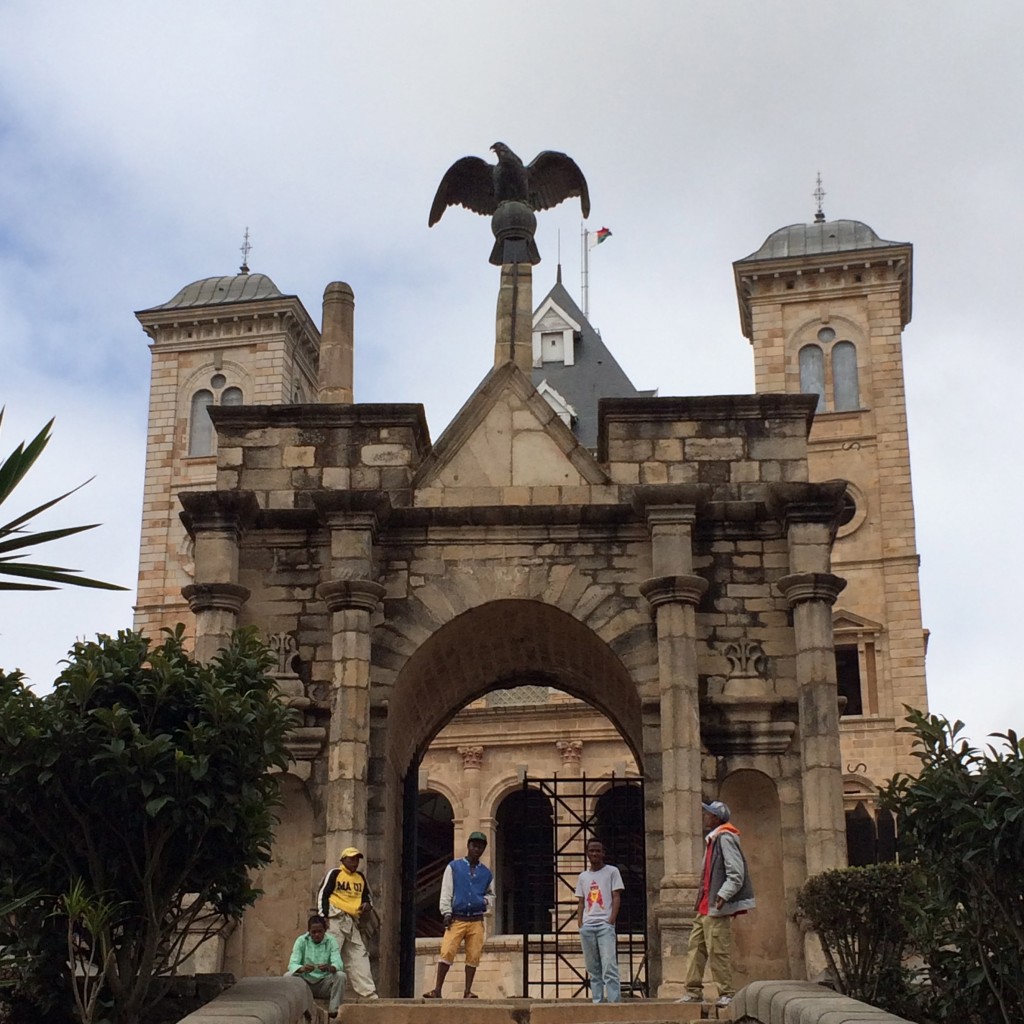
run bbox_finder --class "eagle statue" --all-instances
[429,142,590,265]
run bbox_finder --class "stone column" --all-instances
[777,568,847,875]
[179,491,258,663]
[314,495,388,864]
[495,262,533,373]
[637,499,708,997]
[458,745,484,835]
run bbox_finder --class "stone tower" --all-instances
[133,271,321,639]
[733,217,928,797]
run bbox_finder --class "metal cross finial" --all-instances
[239,227,252,274]
[813,173,826,223]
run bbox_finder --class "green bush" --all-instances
[796,862,920,1018]
[0,627,297,1024]
[883,710,1024,1024]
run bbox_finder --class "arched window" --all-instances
[221,386,244,406]
[798,345,825,413]
[496,788,554,934]
[416,791,454,937]
[188,390,214,456]
[832,341,860,411]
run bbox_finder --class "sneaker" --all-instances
[675,993,702,1002]
[715,994,733,1008]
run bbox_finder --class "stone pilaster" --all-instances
[179,491,258,663]
[314,493,390,866]
[770,481,848,879]
[637,497,708,997]
[458,745,484,833]
[556,739,583,778]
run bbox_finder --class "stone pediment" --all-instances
[832,608,884,634]
[412,362,607,493]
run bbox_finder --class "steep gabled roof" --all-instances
[531,278,652,449]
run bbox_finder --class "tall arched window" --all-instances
[798,345,825,413]
[593,784,646,933]
[831,341,860,411]
[188,390,214,456]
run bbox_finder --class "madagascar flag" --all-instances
[588,227,612,249]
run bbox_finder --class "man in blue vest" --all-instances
[423,831,495,999]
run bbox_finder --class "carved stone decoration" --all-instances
[266,631,310,709]
[268,632,299,678]
[458,745,484,771]
[181,582,250,614]
[722,639,769,680]
[557,739,583,766]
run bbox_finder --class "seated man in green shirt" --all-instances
[287,914,346,1017]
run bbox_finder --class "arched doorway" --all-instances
[375,599,651,997]
[495,788,554,934]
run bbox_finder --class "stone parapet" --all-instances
[731,979,916,1023]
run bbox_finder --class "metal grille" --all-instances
[520,775,647,1000]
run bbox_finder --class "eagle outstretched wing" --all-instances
[429,156,498,226]
[527,151,591,218]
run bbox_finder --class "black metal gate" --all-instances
[520,775,647,999]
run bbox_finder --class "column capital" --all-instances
[317,578,386,614]
[181,582,251,614]
[458,745,485,770]
[777,572,846,607]
[639,574,708,610]
[556,739,583,766]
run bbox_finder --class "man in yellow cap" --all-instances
[317,847,379,1001]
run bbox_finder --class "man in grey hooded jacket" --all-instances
[677,800,755,1008]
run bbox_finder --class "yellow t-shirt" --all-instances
[327,866,367,917]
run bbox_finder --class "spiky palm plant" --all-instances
[0,410,125,591]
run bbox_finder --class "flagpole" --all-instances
[581,223,590,318]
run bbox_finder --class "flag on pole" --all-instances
[588,227,613,249]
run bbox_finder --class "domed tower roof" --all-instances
[737,218,907,262]
[146,272,284,311]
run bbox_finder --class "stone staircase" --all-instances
[333,999,724,1023]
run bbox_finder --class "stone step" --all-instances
[335,999,726,1023]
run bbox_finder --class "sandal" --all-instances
[463,992,478,998]
[422,990,441,999]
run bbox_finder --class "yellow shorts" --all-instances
[439,918,485,967]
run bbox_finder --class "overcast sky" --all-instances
[1,1,1020,749]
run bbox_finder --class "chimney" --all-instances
[318,281,354,403]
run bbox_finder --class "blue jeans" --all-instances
[580,921,620,1003]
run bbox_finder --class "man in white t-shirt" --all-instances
[574,838,625,1003]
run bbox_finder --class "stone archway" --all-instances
[371,598,647,995]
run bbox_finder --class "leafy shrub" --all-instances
[796,862,920,1018]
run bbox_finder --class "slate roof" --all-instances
[531,278,652,450]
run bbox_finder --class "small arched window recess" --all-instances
[221,386,243,406]
[832,341,860,411]
[799,344,825,413]
[188,390,214,456]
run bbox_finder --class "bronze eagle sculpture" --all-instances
[429,143,590,226]
[429,143,590,265]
